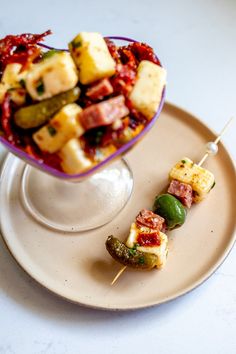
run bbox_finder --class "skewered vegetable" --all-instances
[153,194,186,229]
[106,235,159,270]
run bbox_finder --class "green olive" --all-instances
[153,194,186,229]
[14,87,80,129]
[105,235,158,270]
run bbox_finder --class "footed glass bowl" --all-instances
[0,36,166,232]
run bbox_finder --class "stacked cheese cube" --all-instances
[169,157,215,202]
[126,222,168,269]
[0,63,28,105]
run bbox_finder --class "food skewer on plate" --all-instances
[106,117,234,285]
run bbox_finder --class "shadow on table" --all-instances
[0,235,202,326]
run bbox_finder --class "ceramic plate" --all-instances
[0,102,235,310]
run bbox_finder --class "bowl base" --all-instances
[20,158,133,232]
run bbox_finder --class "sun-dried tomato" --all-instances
[41,151,63,171]
[127,42,160,65]
[110,64,136,96]
[0,30,51,72]
[104,38,120,63]
[118,47,137,70]
[7,46,41,71]
[0,92,19,144]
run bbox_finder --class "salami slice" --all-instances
[168,179,193,208]
[136,209,165,231]
[79,95,129,130]
[86,78,113,100]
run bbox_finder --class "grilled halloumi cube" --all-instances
[1,63,27,87]
[0,63,28,105]
[59,138,93,174]
[33,104,84,153]
[126,222,168,269]
[26,52,78,101]
[69,32,116,85]
[169,157,215,202]
[129,60,167,120]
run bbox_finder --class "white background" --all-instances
[0,0,235,353]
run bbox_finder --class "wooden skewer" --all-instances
[111,265,127,285]
[111,117,234,285]
[197,116,234,167]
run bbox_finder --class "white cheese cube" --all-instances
[69,32,116,84]
[2,63,27,87]
[169,157,215,202]
[0,63,27,105]
[129,60,166,119]
[26,52,78,101]
[191,164,215,202]
[59,138,93,174]
[126,222,168,269]
[33,104,84,153]
[169,157,194,185]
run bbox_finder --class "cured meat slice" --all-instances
[79,95,129,130]
[136,209,165,231]
[168,179,193,208]
[86,78,113,100]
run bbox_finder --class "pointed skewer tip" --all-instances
[111,266,127,285]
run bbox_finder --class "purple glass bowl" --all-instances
[0,36,166,182]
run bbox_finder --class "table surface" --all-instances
[0,1,235,353]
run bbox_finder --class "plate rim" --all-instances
[0,101,236,311]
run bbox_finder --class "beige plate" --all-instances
[0,102,236,310]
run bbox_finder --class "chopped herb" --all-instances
[181,159,186,164]
[72,40,82,49]
[42,49,59,59]
[128,243,141,256]
[47,125,57,136]
[129,248,136,256]
[36,79,45,96]
[138,256,145,265]
[211,181,216,190]
[19,79,25,88]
